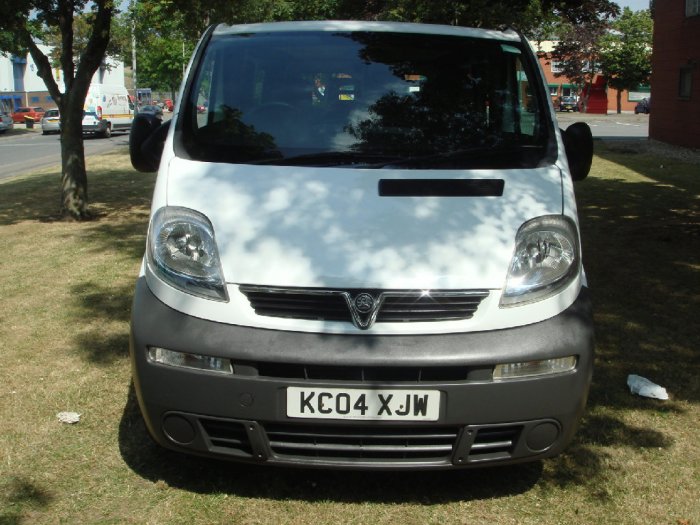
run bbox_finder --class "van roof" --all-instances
[212,20,521,43]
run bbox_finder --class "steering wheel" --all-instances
[246,102,300,139]
[248,102,298,118]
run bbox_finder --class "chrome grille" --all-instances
[264,423,460,462]
[239,286,488,326]
[240,287,351,322]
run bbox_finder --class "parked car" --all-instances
[0,110,13,134]
[140,104,163,118]
[41,109,61,134]
[129,21,595,470]
[82,111,111,138]
[558,96,578,112]
[634,97,650,114]
[11,106,46,124]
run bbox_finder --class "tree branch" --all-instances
[26,39,63,106]
[73,0,113,94]
[58,0,75,89]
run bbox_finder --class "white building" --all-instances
[0,43,125,112]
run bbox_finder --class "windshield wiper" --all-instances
[248,151,402,167]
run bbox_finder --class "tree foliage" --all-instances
[151,0,620,37]
[550,6,651,113]
[0,28,24,56]
[551,20,609,112]
[110,1,197,97]
[599,8,653,113]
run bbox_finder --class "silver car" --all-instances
[0,110,13,134]
[82,111,111,138]
[41,109,61,134]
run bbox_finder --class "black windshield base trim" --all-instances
[378,179,505,197]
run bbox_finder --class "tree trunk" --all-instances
[55,69,95,220]
[616,89,622,114]
[59,102,90,220]
[582,79,592,113]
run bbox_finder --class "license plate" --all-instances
[286,387,440,421]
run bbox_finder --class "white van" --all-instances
[129,21,595,469]
[84,83,133,132]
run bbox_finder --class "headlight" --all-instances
[148,347,232,374]
[147,206,228,301]
[493,356,577,380]
[500,216,579,307]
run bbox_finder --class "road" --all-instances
[0,128,130,180]
[556,111,649,139]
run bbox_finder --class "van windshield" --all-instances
[178,30,552,168]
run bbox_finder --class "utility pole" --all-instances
[131,0,138,115]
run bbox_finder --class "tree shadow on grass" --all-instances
[0,170,65,225]
[0,159,155,226]
[577,141,700,408]
[69,280,134,365]
[0,476,53,525]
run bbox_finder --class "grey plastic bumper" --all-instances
[130,277,594,469]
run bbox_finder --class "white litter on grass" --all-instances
[57,412,81,424]
[627,375,669,400]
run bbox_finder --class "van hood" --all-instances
[164,157,564,290]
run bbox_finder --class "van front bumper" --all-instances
[130,278,594,469]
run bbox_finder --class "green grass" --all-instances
[1,144,698,524]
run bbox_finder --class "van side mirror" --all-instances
[130,114,170,172]
[562,122,593,181]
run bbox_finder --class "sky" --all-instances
[615,0,651,11]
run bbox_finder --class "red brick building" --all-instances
[533,41,649,114]
[649,0,700,148]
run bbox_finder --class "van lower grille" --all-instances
[264,424,460,462]
[239,286,488,326]
[467,425,521,462]
[194,417,531,466]
[199,418,254,457]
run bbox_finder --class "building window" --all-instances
[548,85,558,96]
[679,66,693,99]
[686,0,700,16]
[550,61,563,74]
[30,96,40,103]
